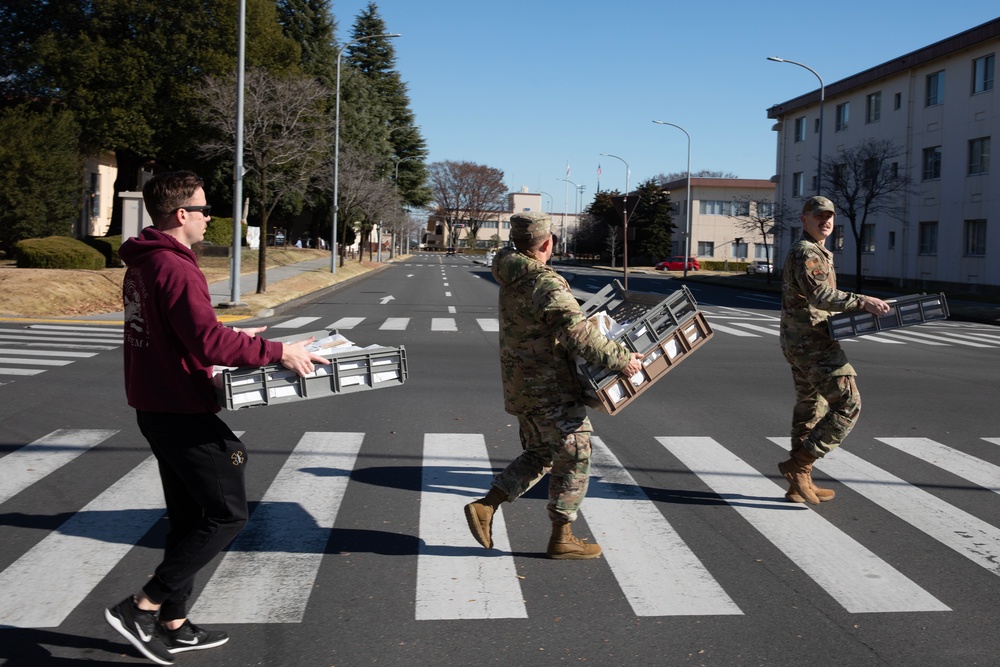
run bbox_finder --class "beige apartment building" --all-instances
[661,177,776,264]
[423,187,581,251]
[767,18,999,293]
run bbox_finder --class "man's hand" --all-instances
[280,337,332,377]
[624,352,644,377]
[862,296,892,316]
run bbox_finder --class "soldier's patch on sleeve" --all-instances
[804,256,828,282]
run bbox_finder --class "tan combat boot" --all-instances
[778,449,820,505]
[546,522,602,560]
[785,479,836,503]
[464,486,507,549]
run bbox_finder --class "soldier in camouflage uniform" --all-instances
[779,196,890,504]
[464,211,643,559]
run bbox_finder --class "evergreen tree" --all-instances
[6,0,300,234]
[276,0,339,88]
[0,106,83,252]
[630,178,675,260]
[343,2,430,207]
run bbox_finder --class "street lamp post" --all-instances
[558,177,583,257]
[767,56,825,196]
[225,0,247,306]
[599,153,630,289]
[652,121,693,277]
[331,32,401,274]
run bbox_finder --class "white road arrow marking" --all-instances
[380,295,395,305]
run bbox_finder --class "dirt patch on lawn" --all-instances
[0,267,127,317]
[0,248,391,319]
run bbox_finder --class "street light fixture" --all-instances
[767,56,825,196]
[599,153,630,289]
[652,121,693,277]
[226,0,248,305]
[331,32,401,273]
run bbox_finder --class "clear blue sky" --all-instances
[331,1,998,210]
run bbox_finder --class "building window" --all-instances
[888,231,895,250]
[754,243,773,260]
[860,224,875,253]
[757,201,774,218]
[969,137,990,175]
[866,92,881,123]
[918,222,938,255]
[794,117,806,142]
[965,219,986,256]
[922,146,942,180]
[792,172,804,197]
[835,102,849,131]
[926,70,944,106]
[832,225,844,251]
[697,241,714,257]
[894,92,902,110]
[698,200,727,215]
[731,241,748,259]
[973,54,994,94]
[730,201,750,216]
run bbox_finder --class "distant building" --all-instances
[660,177,776,263]
[423,186,581,252]
[767,18,1000,293]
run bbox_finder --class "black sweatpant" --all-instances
[136,410,249,622]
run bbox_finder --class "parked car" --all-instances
[445,247,456,256]
[655,256,700,271]
[746,260,774,274]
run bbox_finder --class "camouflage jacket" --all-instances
[780,233,865,369]
[492,247,631,415]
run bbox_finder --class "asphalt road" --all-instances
[1,253,998,666]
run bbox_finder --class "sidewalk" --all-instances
[76,255,340,323]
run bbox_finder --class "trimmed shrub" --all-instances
[203,217,247,246]
[14,236,106,269]
[82,235,123,267]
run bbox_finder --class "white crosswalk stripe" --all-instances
[260,314,1000,348]
[666,436,948,613]
[0,325,121,380]
[190,432,365,624]
[7,427,1000,626]
[768,436,1000,580]
[417,433,525,620]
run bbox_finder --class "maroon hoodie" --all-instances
[120,227,283,413]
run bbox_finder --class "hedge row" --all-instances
[15,236,106,269]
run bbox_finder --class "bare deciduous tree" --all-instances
[823,138,911,291]
[428,161,506,249]
[197,68,331,293]
[326,144,401,263]
[730,195,786,284]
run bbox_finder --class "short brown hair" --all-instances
[512,232,555,254]
[142,171,205,225]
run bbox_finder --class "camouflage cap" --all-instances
[509,211,553,241]
[802,195,835,215]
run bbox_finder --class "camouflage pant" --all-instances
[492,402,592,524]
[785,352,861,458]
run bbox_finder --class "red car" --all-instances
[655,256,700,271]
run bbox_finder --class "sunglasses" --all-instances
[172,205,212,216]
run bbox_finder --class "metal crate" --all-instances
[576,281,713,415]
[215,345,407,410]
[827,293,949,340]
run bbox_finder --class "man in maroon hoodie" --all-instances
[104,171,328,665]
